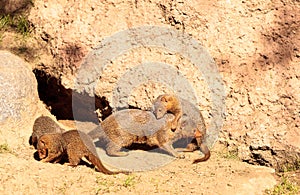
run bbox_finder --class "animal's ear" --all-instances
[194,130,202,138]
[161,96,167,102]
[181,120,187,127]
[161,94,173,102]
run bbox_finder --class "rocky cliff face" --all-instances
[1,0,299,170]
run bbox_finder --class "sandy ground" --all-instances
[0,138,278,195]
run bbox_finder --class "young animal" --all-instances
[88,109,184,158]
[29,115,64,149]
[152,94,211,163]
[37,130,127,175]
[152,95,182,130]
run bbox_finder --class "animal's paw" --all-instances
[176,153,185,159]
[40,159,47,163]
[64,162,78,167]
[108,151,129,157]
[175,148,187,152]
[183,143,197,152]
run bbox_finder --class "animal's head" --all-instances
[153,101,168,119]
[152,94,177,119]
[37,137,48,160]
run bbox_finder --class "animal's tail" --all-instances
[192,143,211,163]
[87,153,129,175]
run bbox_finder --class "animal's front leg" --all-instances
[161,143,185,159]
[171,111,182,131]
[106,142,129,157]
[41,151,61,163]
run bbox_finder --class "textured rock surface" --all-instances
[0,0,32,14]
[0,51,48,148]
[1,1,300,193]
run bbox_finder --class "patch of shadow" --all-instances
[33,68,112,123]
[10,45,38,62]
[244,145,300,172]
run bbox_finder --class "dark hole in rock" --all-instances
[33,68,112,123]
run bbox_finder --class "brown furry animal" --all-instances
[152,94,211,163]
[88,109,184,158]
[152,95,182,130]
[37,130,127,175]
[29,115,64,149]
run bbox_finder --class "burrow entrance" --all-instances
[33,69,112,123]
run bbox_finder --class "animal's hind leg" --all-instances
[66,148,81,167]
[184,129,202,152]
[173,138,197,152]
[183,138,198,152]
